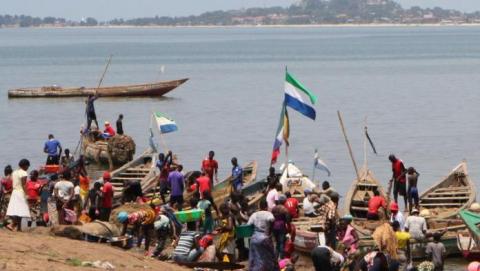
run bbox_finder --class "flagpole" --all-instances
[312,149,316,187]
[363,116,368,170]
[337,110,361,181]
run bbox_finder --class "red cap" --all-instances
[103,171,111,180]
[390,202,399,212]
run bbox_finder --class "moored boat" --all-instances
[279,162,316,202]
[459,210,480,255]
[419,161,476,219]
[8,78,188,98]
[212,161,258,207]
[457,230,480,261]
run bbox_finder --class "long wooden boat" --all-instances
[459,210,480,260]
[8,78,188,98]
[82,133,136,169]
[419,161,476,219]
[109,149,157,207]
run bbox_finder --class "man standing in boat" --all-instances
[231,157,243,192]
[389,154,407,211]
[85,93,99,130]
[201,151,218,187]
[44,134,62,165]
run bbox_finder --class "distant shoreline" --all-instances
[2,23,480,30]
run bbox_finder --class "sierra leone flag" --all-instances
[154,112,178,134]
[284,71,317,120]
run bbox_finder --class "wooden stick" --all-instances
[337,111,360,181]
[95,54,113,94]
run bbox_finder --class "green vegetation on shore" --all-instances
[2,0,480,28]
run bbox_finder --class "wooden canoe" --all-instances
[419,161,476,219]
[459,210,480,250]
[8,78,188,98]
[344,167,386,219]
[108,149,158,207]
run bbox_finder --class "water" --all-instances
[0,26,479,269]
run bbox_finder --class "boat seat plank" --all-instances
[119,173,148,177]
[427,191,469,196]
[356,183,378,187]
[111,177,143,181]
[420,203,463,207]
[421,196,469,201]
[126,167,151,172]
[351,206,369,211]
[433,187,469,192]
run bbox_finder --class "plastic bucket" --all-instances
[174,209,203,223]
[235,224,254,238]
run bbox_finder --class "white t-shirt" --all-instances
[405,215,427,240]
[248,210,274,233]
[266,189,278,211]
[390,211,405,230]
[303,197,315,215]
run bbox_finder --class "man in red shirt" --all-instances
[201,151,218,187]
[284,191,299,219]
[196,171,211,197]
[367,189,387,220]
[389,154,407,210]
[100,171,113,221]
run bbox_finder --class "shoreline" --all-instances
[2,23,480,30]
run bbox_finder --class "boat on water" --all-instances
[419,161,476,219]
[458,210,480,260]
[82,133,136,169]
[8,78,188,98]
[108,150,158,207]
[345,167,385,219]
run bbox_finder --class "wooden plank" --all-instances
[119,172,147,176]
[420,203,463,207]
[422,197,469,201]
[357,183,378,187]
[433,187,470,192]
[351,206,369,211]
[111,177,143,181]
[428,191,469,196]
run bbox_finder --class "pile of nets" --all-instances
[108,135,136,164]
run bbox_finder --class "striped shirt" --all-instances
[173,231,197,257]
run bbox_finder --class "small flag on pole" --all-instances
[154,112,178,134]
[314,149,331,177]
[271,104,289,165]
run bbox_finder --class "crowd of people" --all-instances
[0,141,460,271]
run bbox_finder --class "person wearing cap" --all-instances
[405,208,427,241]
[272,194,290,259]
[337,214,358,256]
[389,201,405,230]
[303,189,318,217]
[99,171,113,221]
[102,121,116,139]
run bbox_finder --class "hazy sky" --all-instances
[3,0,480,20]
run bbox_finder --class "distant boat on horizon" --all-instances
[8,78,188,98]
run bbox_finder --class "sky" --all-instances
[2,0,480,21]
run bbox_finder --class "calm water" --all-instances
[0,26,478,269]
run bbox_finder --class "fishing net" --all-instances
[108,135,136,164]
[372,222,398,259]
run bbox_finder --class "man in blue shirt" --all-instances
[231,157,243,192]
[44,134,62,165]
[168,165,184,210]
[85,94,99,130]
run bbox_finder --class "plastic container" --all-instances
[174,209,203,223]
[235,224,254,238]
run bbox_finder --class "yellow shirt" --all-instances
[396,231,411,250]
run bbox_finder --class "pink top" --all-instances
[342,224,358,254]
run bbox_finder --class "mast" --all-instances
[337,110,361,181]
